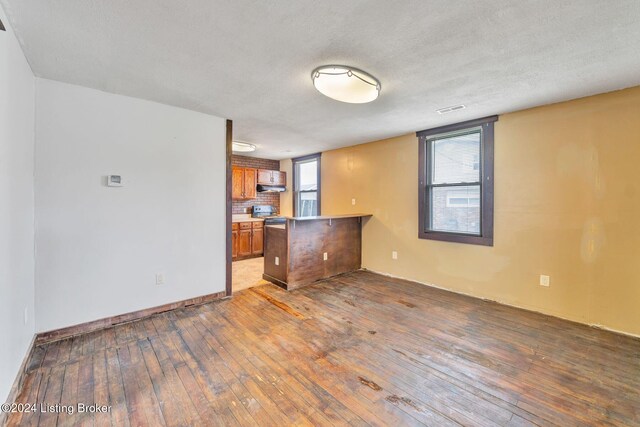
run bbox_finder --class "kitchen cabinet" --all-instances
[257,169,286,186]
[244,168,257,199]
[232,167,244,199]
[232,223,238,258]
[238,228,252,257]
[257,169,273,185]
[232,166,257,199]
[273,171,286,186]
[252,222,263,255]
[232,221,264,260]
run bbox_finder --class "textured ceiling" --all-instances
[2,0,640,159]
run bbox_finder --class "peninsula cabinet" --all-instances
[257,169,286,186]
[263,214,372,290]
[232,166,257,200]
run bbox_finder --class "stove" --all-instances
[252,205,286,225]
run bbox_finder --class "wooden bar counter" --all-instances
[263,214,371,290]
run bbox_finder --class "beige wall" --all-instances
[314,86,640,336]
[279,158,293,216]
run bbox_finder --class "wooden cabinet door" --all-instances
[272,171,286,186]
[244,168,257,199]
[251,227,263,255]
[257,169,272,185]
[232,230,238,259]
[238,229,252,256]
[232,167,245,199]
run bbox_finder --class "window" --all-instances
[292,153,321,217]
[417,116,497,245]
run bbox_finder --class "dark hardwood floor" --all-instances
[6,270,640,426]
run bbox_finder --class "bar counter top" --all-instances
[284,213,372,221]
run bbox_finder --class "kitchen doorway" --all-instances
[226,122,283,295]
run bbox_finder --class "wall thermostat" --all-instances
[107,175,123,187]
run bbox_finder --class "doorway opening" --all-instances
[226,121,280,295]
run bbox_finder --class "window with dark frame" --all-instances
[292,153,321,217]
[417,116,497,246]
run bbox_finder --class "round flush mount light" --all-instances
[311,65,381,104]
[232,141,256,152]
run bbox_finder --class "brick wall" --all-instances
[232,155,281,214]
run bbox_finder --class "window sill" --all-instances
[418,230,493,246]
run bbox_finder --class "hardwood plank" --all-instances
[92,350,112,427]
[6,271,639,426]
[5,369,42,427]
[37,364,65,427]
[217,292,432,426]
[171,314,278,426]
[118,343,167,426]
[139,338,193,426]
[149,335,216,425]
[194,306,355,425]
[57,361,79,427]
[105,347,130,427]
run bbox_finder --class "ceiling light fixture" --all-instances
[311,65,381,104]
[232,141,256,152]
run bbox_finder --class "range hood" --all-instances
[257,184,286,193]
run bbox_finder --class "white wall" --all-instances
[35,79,227,332]
[0,6,36,401]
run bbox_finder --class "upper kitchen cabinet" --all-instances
[244,168,257,199]
[257,169,286,186]
[232,166,257,199]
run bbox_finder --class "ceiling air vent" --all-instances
[436,105,465,114]
[0,18,5,31]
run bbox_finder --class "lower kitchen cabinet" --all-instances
[252,222,263,255]
[232,223,238,258]
[232,221,264,260]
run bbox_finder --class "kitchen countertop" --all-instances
[283,213,372,221]
[232,215,265,223]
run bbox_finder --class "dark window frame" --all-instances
[292,153,321,217]
[417,116,497,246]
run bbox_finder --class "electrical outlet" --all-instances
[156,273,165,285]
[275,256,279,266]
[323,252,328,261]
[539,275,550,287]
[24,307,28,325]
[392,251,398,260]
[351,198,356,206]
